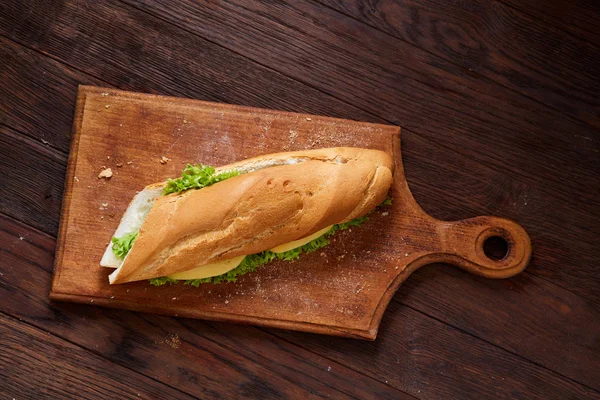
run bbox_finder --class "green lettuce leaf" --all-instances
[185,251,278,286]
[163,164,240,195]
[328,215,368,235]
[149,276,178,286]
[111,232,138,260]
[150,213,370,286]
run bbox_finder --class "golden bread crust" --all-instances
[110,147,393,283]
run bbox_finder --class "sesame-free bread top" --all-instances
[109,147,393,284]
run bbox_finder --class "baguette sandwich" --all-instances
[101,147,394,285]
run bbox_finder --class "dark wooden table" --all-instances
[2,1,599,399]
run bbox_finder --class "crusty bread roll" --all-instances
[108,147,393,284]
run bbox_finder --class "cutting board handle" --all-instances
[433,216,531,279]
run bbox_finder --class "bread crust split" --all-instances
[109,147,393,284]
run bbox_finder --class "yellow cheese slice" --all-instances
[270,225,333,253]
[168,225,333,280]
[168,255,246,280]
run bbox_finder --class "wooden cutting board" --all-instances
[51,86,531,340]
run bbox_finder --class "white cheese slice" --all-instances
[168,255,246,280]
[270,225,333,253]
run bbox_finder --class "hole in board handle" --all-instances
[483,236,510,261]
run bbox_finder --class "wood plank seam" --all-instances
[311,0,600,129]
[4,208,593,392]
[0,310,198,400]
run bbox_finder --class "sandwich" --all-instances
[101,147,394,285]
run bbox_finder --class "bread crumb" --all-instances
[126,161,133,165]
[74,176,79,182]
[224,300,229,304]
[166,333,180,349]
[101,203,109,207]
[289,129,299,142]
[160,156,171,164]
[306,117,312,121]
[100,216,104,220]
[106,156,111,160]
[101,92,109,96]
[98,168,113,179]
[381,212,389,216]
[105,104,110,109]
[116,163,123,167]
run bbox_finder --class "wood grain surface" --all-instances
[1,0,599,398]
[0,313,196,400]
[318,0,600,128]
